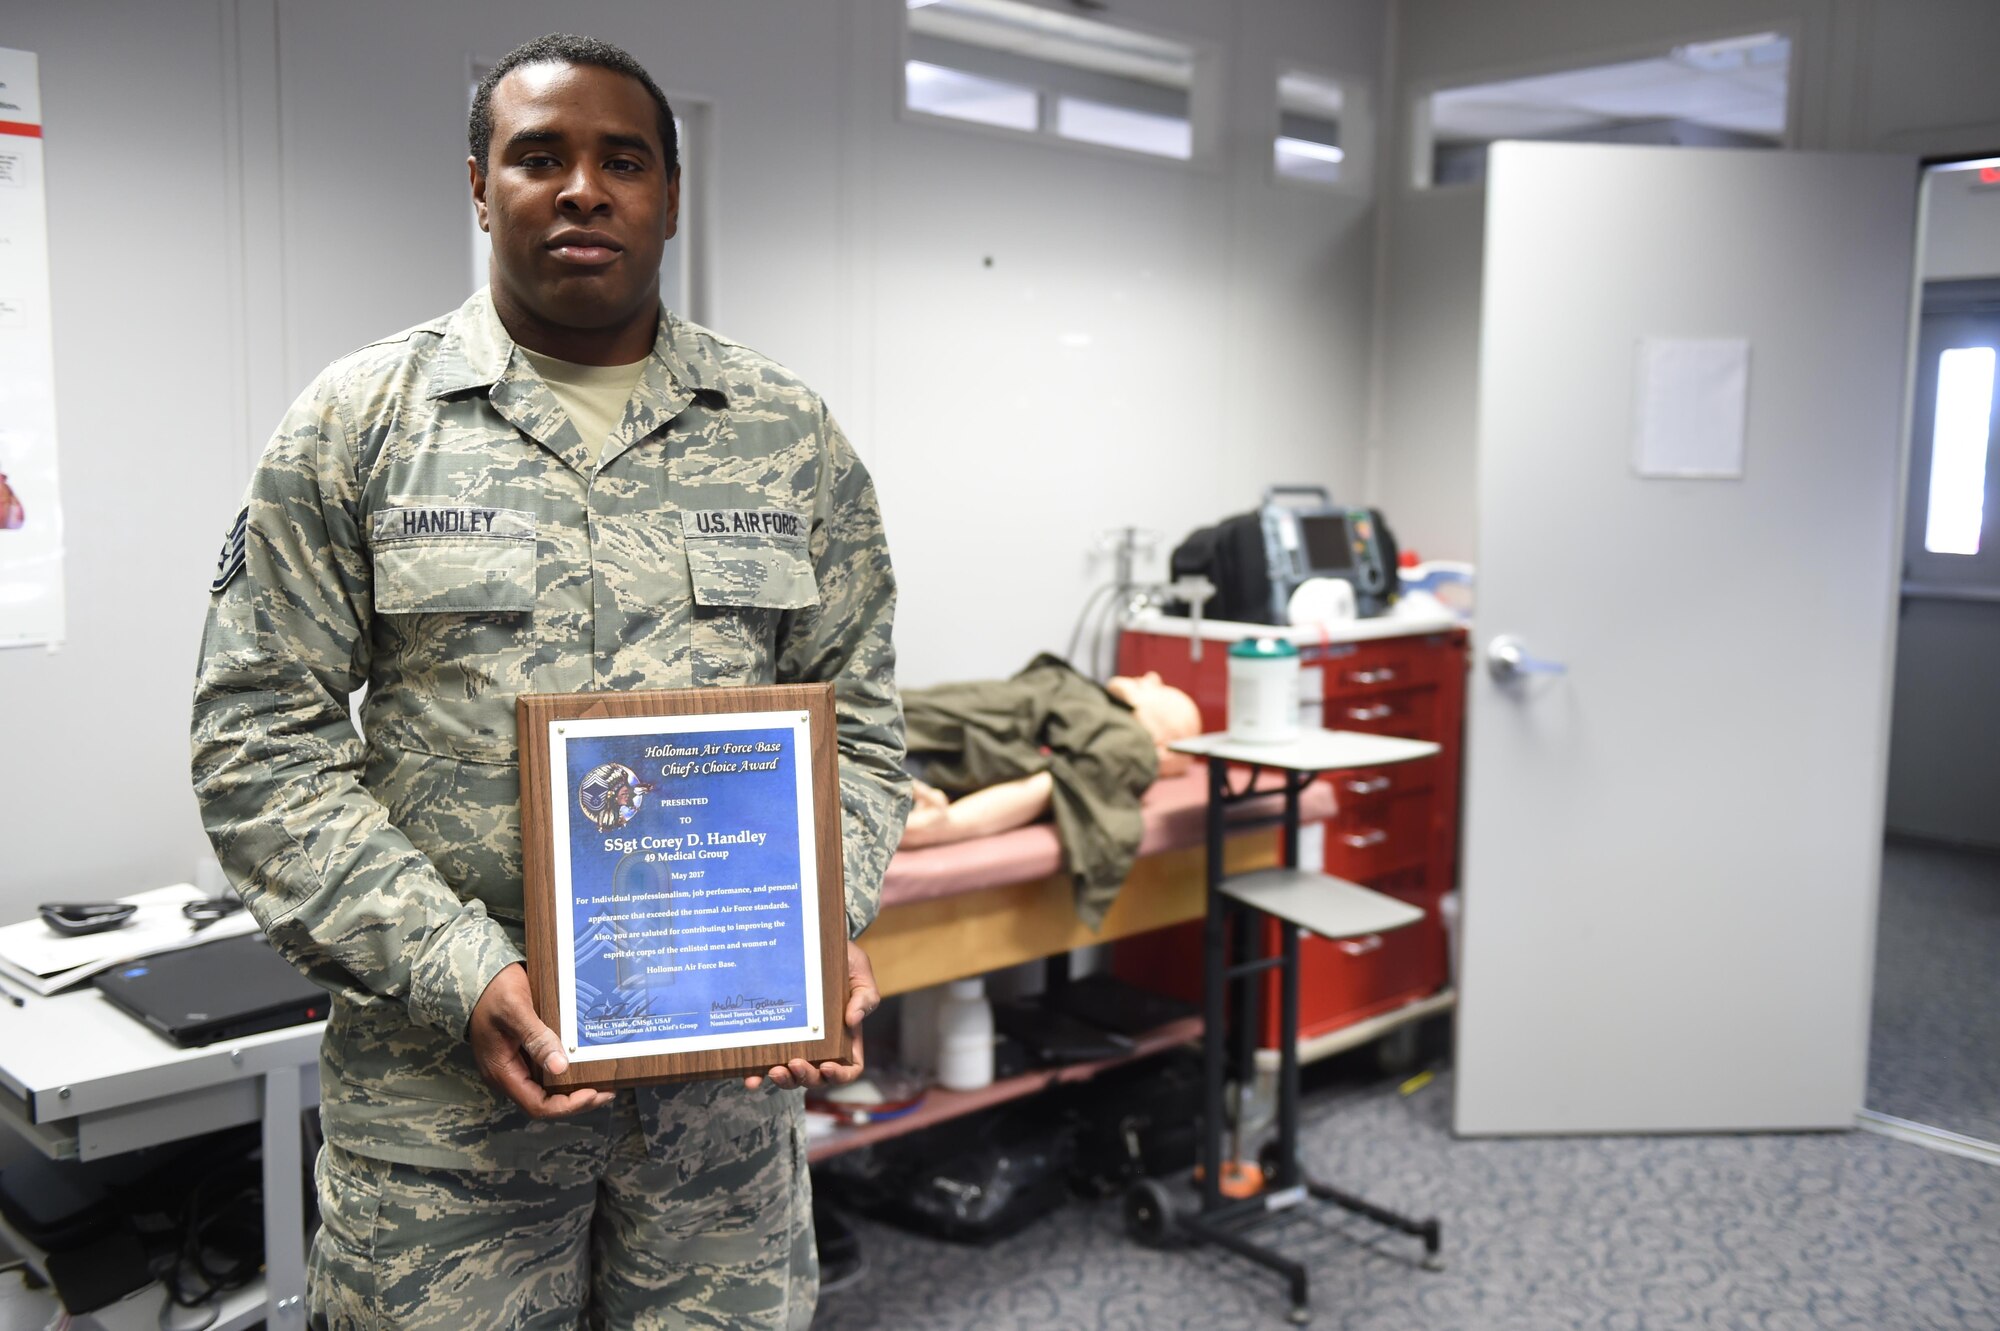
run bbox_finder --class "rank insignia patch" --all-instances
[210,507,247,593]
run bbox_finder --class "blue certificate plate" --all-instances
[519,685,848,1087]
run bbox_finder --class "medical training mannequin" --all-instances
[901,670,1201,848]
[898,653,1200,926]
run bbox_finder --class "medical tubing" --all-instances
[1063,581,1119,667]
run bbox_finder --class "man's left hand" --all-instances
[745,939,878,1092]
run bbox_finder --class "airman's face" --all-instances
[470,62,678,355]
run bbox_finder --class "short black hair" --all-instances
[470,34,678,174]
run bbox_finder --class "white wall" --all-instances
[0,0,1388,916]
[0,1,247,914]
[855,0,1385,685]
[1376,0,2000,560]
[268,0,1388,691]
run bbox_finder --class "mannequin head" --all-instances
[1106,672,1202,777]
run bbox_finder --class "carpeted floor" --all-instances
[815,840,2000,1329]
[815,1057,1998,1330]
[1867,839,2000,1146]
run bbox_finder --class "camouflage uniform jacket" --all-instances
[191,290,910,1169]
[903,654,1156,930]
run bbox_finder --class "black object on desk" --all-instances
[93,934,327,1047]
[183,895,246,930]
[37,901,139,936]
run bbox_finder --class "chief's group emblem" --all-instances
[578,763,654,832]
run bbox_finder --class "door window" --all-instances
[1904,297,2000,593]
[1921,346,1995,556]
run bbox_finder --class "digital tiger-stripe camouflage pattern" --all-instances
[190,287,910,1177]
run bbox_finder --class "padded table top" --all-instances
[879,765,1337,909]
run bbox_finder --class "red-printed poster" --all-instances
[0,47,64,648]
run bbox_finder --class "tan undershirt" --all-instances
[519,347,648,468]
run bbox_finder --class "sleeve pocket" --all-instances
[374,538,537,614]
[684,534,819,611]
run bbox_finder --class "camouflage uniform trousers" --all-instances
[308,1084,815,1330]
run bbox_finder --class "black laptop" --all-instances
[94,934,328,1047]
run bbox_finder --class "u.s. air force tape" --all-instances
[209,507,247,593]
[683,508,808,541]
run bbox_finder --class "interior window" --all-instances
[903,0,1203,163]
[1274,71,1345,186]
[1055,95,1191,159]
[905,59,1039,131]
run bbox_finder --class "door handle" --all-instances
[1343,776,1392,795]
[1346,703,1394,722]
[1487,635,1568,682]
[1342,829,1388,849]
[1337,934,1384,956]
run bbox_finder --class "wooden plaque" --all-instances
[519,685,849,1089]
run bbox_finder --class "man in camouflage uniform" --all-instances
[190,33,909,1330]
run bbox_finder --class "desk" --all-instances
[0,986,321,1330]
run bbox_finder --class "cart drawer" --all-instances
[1324,785,1433,879]
[1325,686,1434,739]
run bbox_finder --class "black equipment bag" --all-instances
[1168,510,1274,624]
[1061,1049,1206,1199]
[817,1102,1076,1245]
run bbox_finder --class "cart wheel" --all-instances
[1376,1023,1421,1075]
[1258,1138,1287,1185]
[1123,1178,1179,1249]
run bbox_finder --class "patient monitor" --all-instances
[1262,488,1399,622]
[1167,486,1399,625]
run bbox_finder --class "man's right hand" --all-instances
[468,963,615,1119]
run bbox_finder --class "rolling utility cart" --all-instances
[1124,729,1445,1325]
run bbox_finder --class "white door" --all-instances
[1455,142,1918,1135]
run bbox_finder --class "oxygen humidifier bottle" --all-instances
[934,977,995,1091]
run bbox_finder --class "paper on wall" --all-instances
[1633,336,1751,481]
[0,47,65,649]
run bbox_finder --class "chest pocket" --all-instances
[680,509,818,611]
[370,506,538,614]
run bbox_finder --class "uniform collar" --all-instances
[426,288,729,474]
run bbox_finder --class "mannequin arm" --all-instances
[899,772,1056,848]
